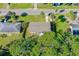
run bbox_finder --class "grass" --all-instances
[38,3,53,9]
[52,6,79,10]
[10,3,33,9]
[0,33,22,47]
[19,15,45,22]
[0,3,4,8]
[9,14,45,22]
[38,3,79,9]
[0,3,79,9]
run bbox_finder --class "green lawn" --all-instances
[38,4,53,9]
[38,3,79,9]
[52,6,79,10]
[0,3,4,8]
[19,15,45,22]
[10,3,33,9]
[10,15,45,22]
[0,33,22,47]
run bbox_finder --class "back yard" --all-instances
[0,33,22,48]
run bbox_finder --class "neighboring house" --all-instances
[70,24,79,35]
[0,22,22,35]
[72,3,79,6]
[53,3,63,6]
[28,22,51,36]
[70,13,79,35]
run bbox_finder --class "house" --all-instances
[70,24,79,35]
[0,22,22,35]
[70,13,79,35]
[72,3,79,6]
[53,3,63,6]
[28,22,51,36]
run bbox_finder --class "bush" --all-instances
[21,12,28,17]
[58,15,66,22]
[0,34,7,38]
[14,15,19,20]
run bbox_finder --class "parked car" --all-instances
[59,10,65,13]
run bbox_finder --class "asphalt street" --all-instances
[0,8,79,16]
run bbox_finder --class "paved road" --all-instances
[0,8,79,16]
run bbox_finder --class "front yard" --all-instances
[38,3,79,9]
[0,3,4,8]
[10,3,33,9]
[9,14,45,22]
[19,15,45,22]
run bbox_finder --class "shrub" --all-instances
[58,15,66,22]
[21,12,28,17]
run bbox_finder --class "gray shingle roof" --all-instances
[28,22,51,33]
[0,23,21,32]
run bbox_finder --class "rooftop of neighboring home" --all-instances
[70,13,79,35]
[0,22,22,32]
[70,24,79,35]
[28,22,51,33]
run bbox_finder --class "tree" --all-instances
[71,43,79,56]
[58,15,66,22]
[37,32,59,56]
[31,44,41,56]
[0,46,11,56]
[66,11,76,20]
[9,36,38,56]
[49,13,55,21]
[22,22,29,38]
[5,30,79,56]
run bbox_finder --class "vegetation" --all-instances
[0,31,77,56]
[0,3,4,8]
[10,3,33,9]
[0,34,22,48]
[0,3,79,56]
[8,14,45,22]
[38,3,79,9]
[66,11,76,20]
